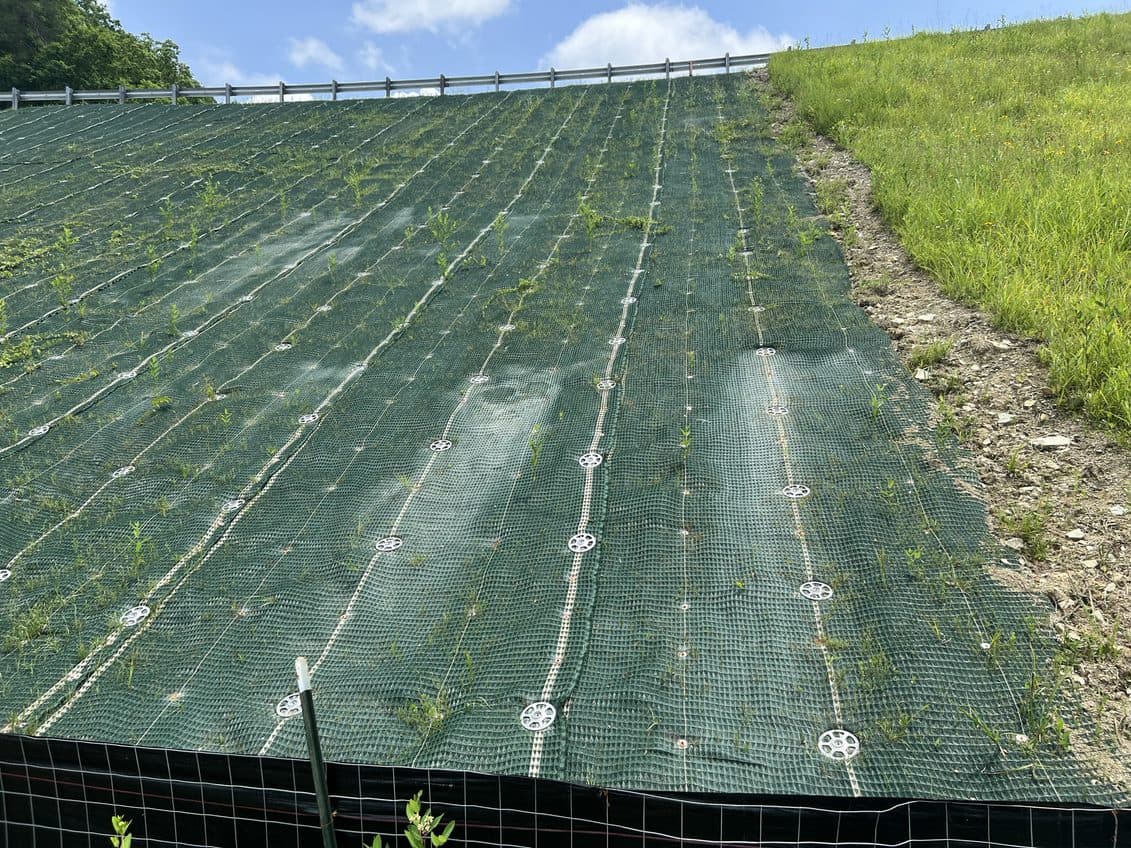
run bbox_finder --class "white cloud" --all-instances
[391,87,441,98]
[351,0,510,34]
[358,41,391,74]
[288,37,345,74]
[193,56,315,101]
[542,4,794,69]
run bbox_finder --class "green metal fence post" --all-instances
[296,657,336,848]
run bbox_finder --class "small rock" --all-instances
[1112,505,1127,517]
[1003,538,1026,552]
[990,339,1012,351]
[1082,559,1099,569]
[914,368,929,381]
[1065,528,1086,541]
[917,313,936,322]
[1030,435,1071,450]
[1023,399,1037,409]
[997,412,1015,425]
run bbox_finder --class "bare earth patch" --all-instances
[757,69,1131,785]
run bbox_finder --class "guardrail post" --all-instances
[64,85,73,105]
[688,60,694,77]
[224,83,232,105]
[10,88,17,110]
[118,85,126,104]
[385,76,391,97]
[665,57,670,80]
[549,67,556,89]
[724,52,730,73]
[278,81,285,103]
[439,74,446,95]
[171,83,179,105]
[330,79,338,101]
[607,63,612,84]
[494,71,500,93]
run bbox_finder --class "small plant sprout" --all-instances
[578,196,602,239]
[679,425,692,457]
[426,207,458,246]
[492,212,508,255]
[870,383,888,421]
[346,166,366,205]
[168,304,179,337]
[529,424,545,477]
[110,815,133,848]
[366,791,456,848]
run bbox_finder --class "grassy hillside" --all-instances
[771,13,1131,431]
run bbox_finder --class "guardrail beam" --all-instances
[0,53,770,107]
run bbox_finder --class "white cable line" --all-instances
[528,78,672,779]
[715,90,862,796]
[407,85,635,766]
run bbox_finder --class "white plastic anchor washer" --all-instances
[608,337,626,346]
[27,425,50,437]
[111,465,135,479]
[120,605,150,626]
[767,405,789,416]
[800,581,833,601]
[275,693,302,718]
[818,729,860,761]
[596,379,616,391]
[568,532,596,553]
[469,375,489,384]
[0,570,11,582]
[783,484,811,499]
[222,499,245,514]
[298,413,319,424]
[274,343,292,352]
[756,347,776,357]
[621,296,637,305]
[520,701,556,731]
[430,439,452,452]
[375,536,403,553]
[578,452,603,469]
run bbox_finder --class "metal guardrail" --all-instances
[1,52,770,108]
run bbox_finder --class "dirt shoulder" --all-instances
[754,69,1131,783]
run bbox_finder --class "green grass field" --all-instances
[770,13,1131,431]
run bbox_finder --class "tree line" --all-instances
[1,0,199,96]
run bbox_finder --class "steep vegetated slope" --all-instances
[771,13,1131,431]
[0,77,1126,801]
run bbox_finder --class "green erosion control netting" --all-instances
[0,76,1125,804]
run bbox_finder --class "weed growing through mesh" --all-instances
[528,424,545,477]
[398,690,449,739]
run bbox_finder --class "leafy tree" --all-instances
[0,0,200,95]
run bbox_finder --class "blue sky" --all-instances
[104,0,1130,88]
